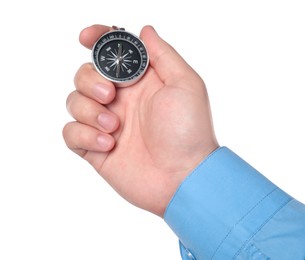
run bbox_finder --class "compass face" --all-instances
[92,30,149,87]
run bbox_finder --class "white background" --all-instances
[0,1,304,259]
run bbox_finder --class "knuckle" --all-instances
[62,122,74,143]
[65,91,78,117]
[74,62,94,89]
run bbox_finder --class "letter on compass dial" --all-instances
[106,43,132,78]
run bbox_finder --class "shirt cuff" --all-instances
[164,147,292,259]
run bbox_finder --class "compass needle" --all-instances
[115,43,123,78]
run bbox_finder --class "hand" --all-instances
[63,25,219,217]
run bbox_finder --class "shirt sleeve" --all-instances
[164,147,305,260]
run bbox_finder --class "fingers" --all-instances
[68,24,119,158]
[63,90,119,156]
[66,91,119,133]
[63,121,115,156]
[140,26,199,86]
[74,63,116,105]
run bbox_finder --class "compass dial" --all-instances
[92,29,149,87]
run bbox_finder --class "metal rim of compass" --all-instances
[91,27,149,87]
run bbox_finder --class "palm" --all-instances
[83,65,215,215]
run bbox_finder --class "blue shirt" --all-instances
[164,147,305,259]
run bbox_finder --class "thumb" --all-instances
[140,26,199,86]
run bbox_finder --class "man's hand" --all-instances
[63,25,219,217]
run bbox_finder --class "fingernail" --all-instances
[93,83,110,102]
[97,135,113,151]
[97,113,117,132]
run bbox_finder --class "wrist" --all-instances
[158,143,219,217]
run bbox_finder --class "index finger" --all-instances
[79,24,112,49]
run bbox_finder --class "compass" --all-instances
[92,27,149,87]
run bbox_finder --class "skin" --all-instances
[63,25,219,217]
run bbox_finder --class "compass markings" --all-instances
[102,45,134,76]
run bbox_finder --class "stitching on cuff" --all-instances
[233,197,292,259]
[243,244,270,260]
[209,187,292,259]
